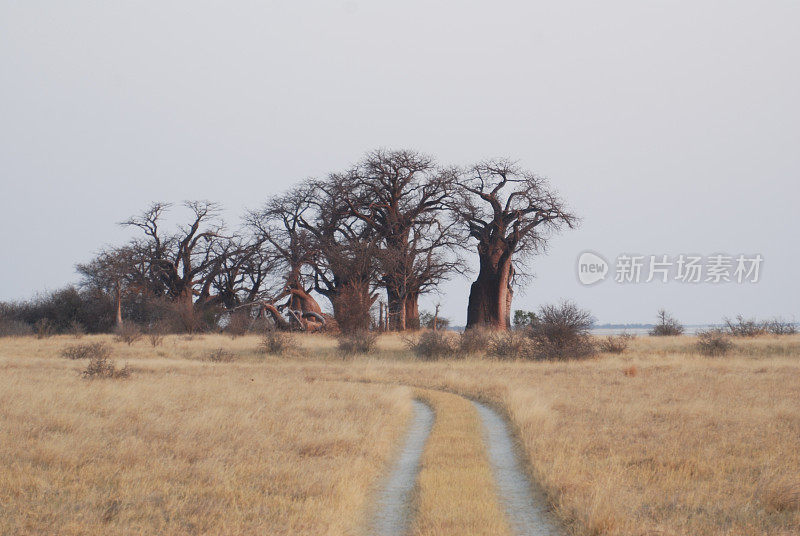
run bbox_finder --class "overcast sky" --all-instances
[1,1,798,324]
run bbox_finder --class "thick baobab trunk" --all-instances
[404,292,420,329]
[466,253,514,330]
[386,287,406,331]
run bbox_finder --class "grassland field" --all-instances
[1,332,798,536]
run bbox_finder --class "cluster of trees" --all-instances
[17,150,577,334]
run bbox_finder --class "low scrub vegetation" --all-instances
[337,329,378,355]
[82,355,130,379]
[0,318,32,337]
[207,348,235,363]
[458,327,493,355]
[114,323,142,345]
[526,301,596,360]
[260,329,296,356]
[696,329,735,356]
[61,342,111,361]
[724,315,798,337]
[406,330,456,360]
[489,330,528,359]
[649,309,684,336]
[724,315,765,337]
[598,333,634,354]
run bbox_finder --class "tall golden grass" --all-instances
[0,347,410,535]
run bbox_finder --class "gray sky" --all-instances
[1,1,798,324]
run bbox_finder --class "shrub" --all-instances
[763,318,798,335]
[83,355,130,379]
[406,330,456,360]
[696,329,734,356]
[68,320,86,338]
[34,318,54,339]
[457,327,493,355]
[0,286,116,334]
[489,331,529,359]
[61,342,110,361]
[337,330,378,355]
[724,315,765,337]
[0,318,32,337]
[762,478,800,512]
[649,309,684,336]
[260,329,296,355]
[146,321,167,347]
[114,323,142,345]
[224,311,251,338]
[528,301,596,360]
[208,348,235,362]
[599,333,634,354]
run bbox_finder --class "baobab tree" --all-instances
[341,149,463,330]
[297,178,381,332]
[245,190,326,326]
[121,201,229,331]
[453,160,577,330]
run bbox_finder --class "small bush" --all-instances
[724,315,765,337]
[762,478,800,512]
[763,318,798,335]
[599,333,634,354]
[260,330,296,355]
[83,355,130,379]
[0,319,32,337]
[145,320,169,347]
[208,348,235,362]
[649,309,684,336]
[34,318,54,339]
[458,327,493,355]
[114,323,142,345]
[68,320,86,338]
[61,342,110,361]
[528,301,596,360]
[489,331,529,359]
[337,330,378,355]
[696,329,734,356]
[147,330,164,347]
[224,311,251,338]
[407,330,456,360]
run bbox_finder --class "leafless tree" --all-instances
[76,245,144,327]
[246,190,326,328]
[340,149,464,330]
[452,160,577,330]
[121,201,228,331]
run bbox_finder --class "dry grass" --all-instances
[300,333,800,536]
[412,388,509,536]
[0,343,410,535]
[1,333,799,535]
